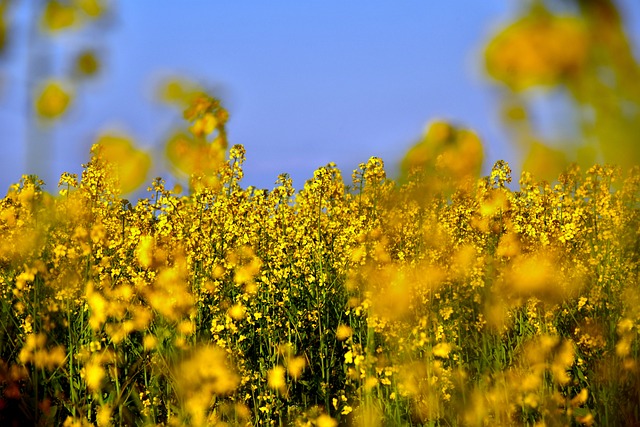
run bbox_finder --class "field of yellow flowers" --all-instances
[1,94,639,426]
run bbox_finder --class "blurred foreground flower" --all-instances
[165,131,226,178]
[94,134,151,194]
[400,120,483,186]
[522,141,569,183]
[74,0,106,19]
[34,81,73,120]
[174,345,239,426]
[159,77,205,106]
[485,14,588,91]
[41,1,77,32]
[74,50,100,77]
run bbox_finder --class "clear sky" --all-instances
[1,1,639,195]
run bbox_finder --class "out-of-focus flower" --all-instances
[84,360,105,391]
[522,141,569,183]
[316,414,338,427]
[401,120,484,184]
[485,14,588,90]
[267,365,286,392]
[35,81,73,120]
[159,78,204,106]
[286,356,306,380]
[432,342,452,359]
[165,132,225,178]
[94,134,151,194]
[336,324,353,341]
[0,3,8,53]
[41,1,77,32]
[74,0,105,19]
[75,50,100,77]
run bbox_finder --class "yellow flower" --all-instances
[190,113,218,137]
[165,132,225,177]
[341,405,353,415]
[96,404,112,427]
[485,14,588,90]
[400,120,483,183]
[74,0,105,18]
[336,324,353,341]
[267,365,286,392]
[35,81,73,119]
[95,134,151,194]
[75,50,100,77]
[344,350,353,364]
[41,1,77,32]
[136,235,154,268]
[84,361,105,391]
[143,335,157,351]
[316,414,337,427]
[286,356,306,380]
[228,303,246,320]
[87,291,107,330]
[432,342,452,359]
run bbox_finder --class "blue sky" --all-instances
[1,1,639,194]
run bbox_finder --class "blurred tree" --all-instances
[484,0,640,181]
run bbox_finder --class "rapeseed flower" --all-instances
[35,80,73,119]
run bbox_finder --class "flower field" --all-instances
[0,93,639,427]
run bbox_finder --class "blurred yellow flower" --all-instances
[267,365,286,392]
[95,134,151,194]
[41,1,77,32]
[159,78,203,105]
[485,14,588,90]
[143,334,157,351]
[0,4,7,53]
[522,141,569,183]
[96,404,112,427]
[400,120,483,183]
[136,235,154,268]
[316,414,337,427]
[75,50,100,77]
[165,132,225,178]
[286,356,306,380]
[228,303,246,320]
[336,324,353,341]
[84,361,105,391]
[496,232,521,258]
[175,345,239,396]
[35,81,73,120]
[432,342,452,359]
[190,113,218,137]
[74,0,105,18]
